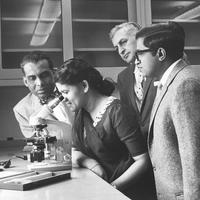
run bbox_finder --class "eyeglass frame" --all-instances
[135,48,155,65]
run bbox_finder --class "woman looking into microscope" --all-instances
[54,58,153,200]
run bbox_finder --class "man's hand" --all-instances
[29,104,52,126]
[29,116,46,126]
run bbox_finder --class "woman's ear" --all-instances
[82,80,89,93]
[157,48,166,61]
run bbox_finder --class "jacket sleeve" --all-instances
[13,106,35,138]
[117,74,127,104]
[172,78,200,200]
[110,101,147,157]
[57,102,74,125]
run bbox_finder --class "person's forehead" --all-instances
[136,37,145,49]
[112,28,130,43]
[56,82,77,91]
[23,59,51,76]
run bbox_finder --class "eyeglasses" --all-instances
[135,49,154,65]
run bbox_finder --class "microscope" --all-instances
[26,125,57,162]
[27,93,64,163]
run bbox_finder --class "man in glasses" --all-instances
[109,22,157,200]
[13,51,74,140]
[135,21,200,200]
[109,22,157,142]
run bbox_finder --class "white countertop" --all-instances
[0,147,130,200]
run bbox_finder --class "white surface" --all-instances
[0,147,130,200]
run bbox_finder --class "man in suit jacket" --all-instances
[13,52,74,152]
[110,22,157,200]
[136,21,200,200]
[109,22,157,141]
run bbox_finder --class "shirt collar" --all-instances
[155,59,181,87]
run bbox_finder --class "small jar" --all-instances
[45,136,57,160]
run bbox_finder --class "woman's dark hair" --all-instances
[55,58,115,96]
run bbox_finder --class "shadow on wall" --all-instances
[0,86,29,140]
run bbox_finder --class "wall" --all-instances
[0,86,28,140]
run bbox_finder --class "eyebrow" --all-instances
[118,38,127,44]
[26,70,51,78]
[114,38,127,49]
[26,74,36,78]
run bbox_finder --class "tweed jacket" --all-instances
[117,64,157,141]
[148,59,200,200]
[13,93,74,152]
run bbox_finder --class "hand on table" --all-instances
[90,164,108,181]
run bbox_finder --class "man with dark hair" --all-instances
[13,51,74,140]
[135,21,200,200]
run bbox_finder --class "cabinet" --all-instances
[69,0,131,80]
[71,0,127,67]
[0,0,65,86]
[137,0,200,65]
[0,0,138,85]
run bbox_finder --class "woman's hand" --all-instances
[90,163,108,181]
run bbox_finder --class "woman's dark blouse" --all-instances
[72,98,147,182]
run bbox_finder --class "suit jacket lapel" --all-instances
[148,59,188,142]
[140,77,152,112]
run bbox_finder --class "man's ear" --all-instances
[23,77,29,87]
[82,80,89,93]
[157,48,166,61]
